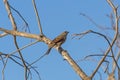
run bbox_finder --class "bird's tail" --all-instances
[45,48,52,55]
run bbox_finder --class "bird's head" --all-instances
[64,31,69,34]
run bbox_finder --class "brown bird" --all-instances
[45,31,69,55]
[31,31,69,64]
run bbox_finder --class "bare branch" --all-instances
[91,0,120,78]
[9,40,39,56]
[9,5,30,33]
[13,36,28,80]
[2,55,9,80]
[0,52,41,80]
[112,50,120,72]
[106,13,116,30]
[3,0,17,30]
[9,55,41,80]
[58,47,91,80]
[107,72,115,80]
[0,28,40,39]
[80,13,110,30]
[0,32,8,38]
[3,0,28,80]
[72,29,119,78]
[32,0,43,35]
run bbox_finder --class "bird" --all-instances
[45,31,69,55]
[30,31,69,64]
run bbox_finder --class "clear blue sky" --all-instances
[0,0,119,80]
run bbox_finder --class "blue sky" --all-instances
[0,0,120,80]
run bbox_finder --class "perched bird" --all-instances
[45,31,69,55]
[31,31,69,64]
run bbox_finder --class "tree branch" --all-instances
[58,47,91,80]
[32,0,43,35]
[91,0,119,78]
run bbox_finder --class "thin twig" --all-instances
[10,54,41,80]
[112,50,120,72]
[9,40,39,56]
[80,13,111,30]
[0,52,5,65]
[85,54,112,58]
[32,0,43,35]
[9,5,31,33]
[9,5,28,26]
[0,53,41,80]
[2,55,9,80]
[106,13,116,30]
[29,53,48,66]
[14,37,28,80]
